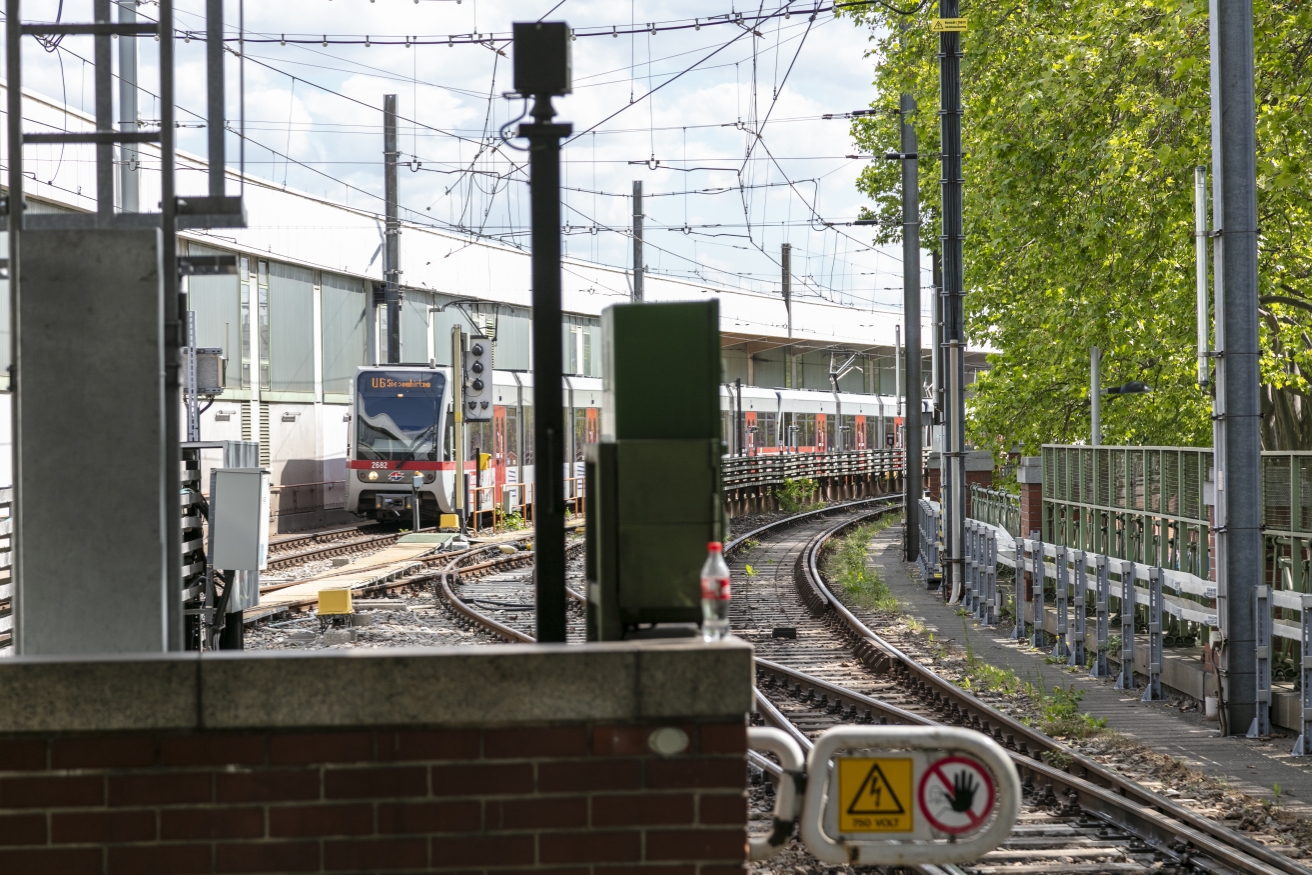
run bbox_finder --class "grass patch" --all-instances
[822,516,902,612]
[1039,684,1108,738]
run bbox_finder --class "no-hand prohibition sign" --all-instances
[917,755,995,835]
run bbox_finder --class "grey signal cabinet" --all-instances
[585,301,727,640]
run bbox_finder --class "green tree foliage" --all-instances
[839,1,1312,452]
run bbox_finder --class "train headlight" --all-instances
[367,470,379,481]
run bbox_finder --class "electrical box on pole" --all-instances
[585,301,727,641]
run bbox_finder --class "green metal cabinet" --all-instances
[585,301,727,640]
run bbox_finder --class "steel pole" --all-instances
[782,243,792,339]
[933,251,944,427]
[735,378,744,457]
[204,0,224,199]
[521,98,572,644]
[451,325,467,537]
[901,93,922,561]
[117,0,138,212]
[632,180,643,302]
[7,0,22,653]
[895,324,902,420]
[1209,0,1261,735]
[1091,347,1101,446]
[940,0,966,604]
[161,0,183,648]
[384,95,401,363]
[1195,167,1210,387]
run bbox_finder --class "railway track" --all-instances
[738,504,1308,875]
[264,519,586,576]
[248,529,587,629]
[434,498,1307,875]
[264,523,409,573]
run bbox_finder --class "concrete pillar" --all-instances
[15,230,170,654]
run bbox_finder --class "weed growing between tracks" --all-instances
[776,477,820,513]
[958,618,1108,739]
[823,515,901,612]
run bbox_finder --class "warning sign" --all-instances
[931,17,969,32]
[917,756,995,835]
[836,757,914,833]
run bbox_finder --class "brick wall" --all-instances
[1019,483,1043,539]
[0,721,747,875]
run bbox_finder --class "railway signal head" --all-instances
[463,335,493,422]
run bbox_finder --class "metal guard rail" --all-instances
[1032,445,1312,748]
[969,484,1020,537]
[722,449,908,491]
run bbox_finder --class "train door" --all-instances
[493,406,508,508]
[745,411,757,454]
[816,413,828,452]
[855,415,866,450]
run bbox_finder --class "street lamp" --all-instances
[1091,346,1152,445]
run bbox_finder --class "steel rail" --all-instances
[268,522,379,553]
[435,496,905,645]
[792,513,1308,875]
[265,519,587,573]
[247,539,545,621]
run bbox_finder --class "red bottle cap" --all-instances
[707,542,723,552]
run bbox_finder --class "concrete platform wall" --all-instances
[0,641,754,874]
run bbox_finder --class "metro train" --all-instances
[345,365,910,521]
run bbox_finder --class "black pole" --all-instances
[901,93,922,562]
[515,22,572,643]
[939,1,966,604]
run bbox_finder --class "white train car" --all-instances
[344,366,604,523]
[343,364,920,523]
[718,385,909,455]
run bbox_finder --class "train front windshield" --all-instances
[355,371,447,461]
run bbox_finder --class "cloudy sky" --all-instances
[12,0,926,311]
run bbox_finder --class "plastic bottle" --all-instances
[700,541,731,641]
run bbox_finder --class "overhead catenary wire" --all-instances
[6,0,914,310]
